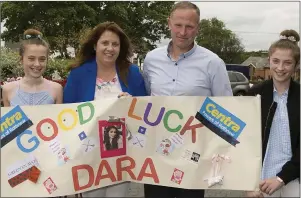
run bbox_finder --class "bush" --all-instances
[46,58,73,79]
[0,47,72,80]
[0,48,23,80]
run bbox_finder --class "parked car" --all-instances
[227,71,250,96]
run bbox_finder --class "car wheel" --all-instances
[235,91,245,96]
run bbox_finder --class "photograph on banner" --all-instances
[98,119,127,158]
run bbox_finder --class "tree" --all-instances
[196,18,245,64]
[1,2,96,58]
[1,1,174,58]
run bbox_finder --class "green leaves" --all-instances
[0,48,23,79]
[196,17,245,64]
[1,1,174,58]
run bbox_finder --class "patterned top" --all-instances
[94,75,122,99]
[10,81,54,106]
[261,88,292,180]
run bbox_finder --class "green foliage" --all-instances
[196,18,245,64]
[0,48,23,80]
[0,47,71,80]
[1,1,174,58]
[45,58,72,79]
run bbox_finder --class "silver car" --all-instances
[227,71,250,96]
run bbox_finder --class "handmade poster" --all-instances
[1,96,262,197]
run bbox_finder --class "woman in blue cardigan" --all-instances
[63,22,147,197]
[64,21,147,103]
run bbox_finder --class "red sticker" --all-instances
[28,166,41,183]
[7,166,40,187]
[8,169,30,187]
[171,168,184,184]
[43,177,57,194]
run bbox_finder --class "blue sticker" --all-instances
[1,106,33,148]
[196,97,246,146]
[138,126,146,135]
[78,131,87,141]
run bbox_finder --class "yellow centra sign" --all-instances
[205,103,240,132]
[1,112,23,132]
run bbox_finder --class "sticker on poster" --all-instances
[171,168,184,184]
[8,166,41,188]
[57,146,71,165]
[1,105,33,148]
[7,155,40,179]
[99,118,127,158]
[169,133,184,148]
[181,149,200,164]
[43,177,58,194]
[156,138,175,156]
[195,97,246,147]
[48,137,71,165]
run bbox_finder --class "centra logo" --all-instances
[1,112,23,132]
[205,103,240,132]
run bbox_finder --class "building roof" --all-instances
[241,56,269,68]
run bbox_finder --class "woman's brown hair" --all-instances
[70,22,133,86]
[268,29,300,67]
[20,29,49,57]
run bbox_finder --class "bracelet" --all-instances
[276,176,284,184]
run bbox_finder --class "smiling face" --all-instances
[108,128,117,139]
[95,30,120,66]
[168,8,199,52]
[269,48,296,85]
[21,44,48,78]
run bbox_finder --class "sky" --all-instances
[1,1,300,52]
[157,1,300,51]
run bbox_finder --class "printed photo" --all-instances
[103,125,124,150]
[43,177,57,194]
[191,152,200,163]
[156,138,175,156]
[57,147,71,165]
[99,119,126,158]
[171,168,184,184]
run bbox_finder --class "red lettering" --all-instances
[72,165,94,191]
[36,118,58,141]
[180,116,204,143]
[95,160,116,185]
[137,158,159,183]
[116,156,136,181]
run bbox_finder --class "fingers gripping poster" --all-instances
[1,96,262,197]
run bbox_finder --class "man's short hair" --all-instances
[170,1,200,22]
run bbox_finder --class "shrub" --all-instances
[46,58,73,79]
[0,47,23,80]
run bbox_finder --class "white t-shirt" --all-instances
[94,75,122,99]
